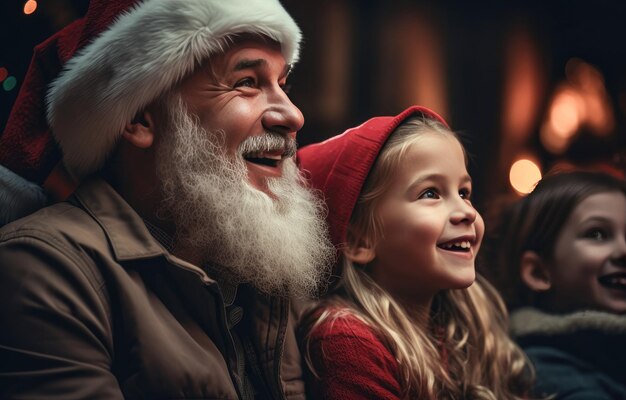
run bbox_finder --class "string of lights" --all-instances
[1,0,86,129]
[0,1,40,94]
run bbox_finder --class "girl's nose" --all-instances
[610,236,626,268]
[450,200,477,225]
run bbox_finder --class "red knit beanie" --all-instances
[0,0,302,184]
[297,105,448,251]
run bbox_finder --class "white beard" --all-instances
[155,96,334,298]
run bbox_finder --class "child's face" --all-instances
[369,132,484,304]
[545,191,626,314]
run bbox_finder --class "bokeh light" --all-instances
[2,77,17,91]
[540,85,584,154]
[509,158,542,195]
[0,67,8,82]
[566,58,614,135]
[549,88,582,137]
[502,26,544,141]
[540,58,615,155]
[23,0,37,15]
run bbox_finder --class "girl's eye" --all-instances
[584,228,608,241]
[459,188,472,200]
[234,78,256,88]
[419,189,439,200]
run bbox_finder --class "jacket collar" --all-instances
[510,307,626,338]
[73,177,214,284]
[73,176,169,261]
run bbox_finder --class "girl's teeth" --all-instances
[442,241,471,249]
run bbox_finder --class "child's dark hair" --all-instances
[486,171,626,310]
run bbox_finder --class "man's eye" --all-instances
[235,78,256,88]
[419,189,439,200]
[584,228,608,241]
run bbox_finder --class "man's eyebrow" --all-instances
[233,58,267,71]
[232,59,292,79]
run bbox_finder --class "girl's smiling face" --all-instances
[368,131,484,305]
[544,191,626,314]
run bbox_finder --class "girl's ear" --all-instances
[344,238,376,265]
[122,110,157,149]
[520,250,552,292]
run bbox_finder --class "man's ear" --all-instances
[520,250,552,292]
[344,238,376,265]
[122,110,156,149]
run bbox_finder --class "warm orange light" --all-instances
[549,88,582,138]
[566,58,614,135]
[540,58,615,155]
[379,11,448,118]
[540,122,569,154]
[567,58,603,92]
[509,158,542,195]
[541,85,584,154]
[502,26,543,141]
[23,0,37,15]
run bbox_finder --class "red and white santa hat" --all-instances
[297,106,449,251]
[0,0,301,183]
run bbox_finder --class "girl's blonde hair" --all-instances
[303,117,532,399]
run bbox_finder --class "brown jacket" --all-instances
[0,177,305,399]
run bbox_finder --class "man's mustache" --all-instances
[238,132,297,159]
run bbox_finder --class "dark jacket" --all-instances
[511,307,626,400]
[0,177,305,399]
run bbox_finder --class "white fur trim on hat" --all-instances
[46,0,301,179]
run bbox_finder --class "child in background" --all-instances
[297,106,531,399]
[486,171,626,399]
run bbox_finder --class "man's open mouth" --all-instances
[243,152,283,167]
[598,273,626,292]
[437,240,472,253]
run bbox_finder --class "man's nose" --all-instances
[262,88,305,136]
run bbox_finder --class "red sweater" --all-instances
[305,313,403,399]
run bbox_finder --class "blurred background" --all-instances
[1,0,625,216]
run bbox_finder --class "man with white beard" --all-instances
[156,94,329,297]
[0,0,334,398]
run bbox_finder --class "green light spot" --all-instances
[3,76,17,91]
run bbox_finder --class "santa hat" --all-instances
[297,105,448,251]
[0,0,301,183]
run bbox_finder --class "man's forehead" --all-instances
[226,41,284,63]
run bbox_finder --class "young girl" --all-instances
[297,106,531,399]
[486,171,626,399]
